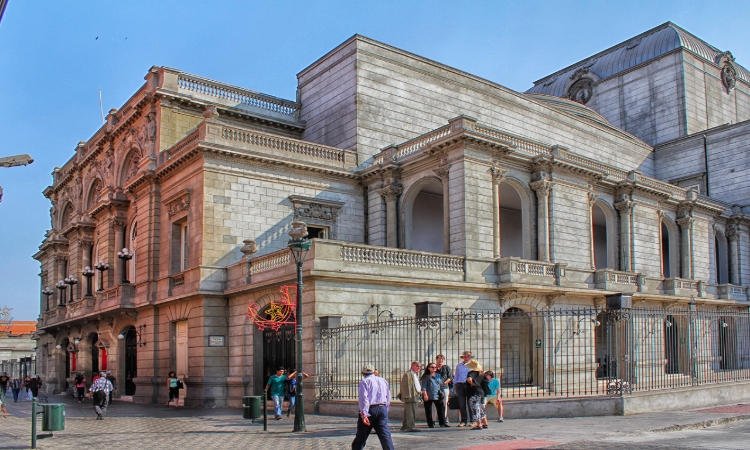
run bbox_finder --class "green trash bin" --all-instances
[242,396,261,420]
[41,403,65,432]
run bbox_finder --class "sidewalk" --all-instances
[1,394,749,449]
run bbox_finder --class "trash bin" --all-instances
[242,396,261,420]
[41,403,65,431]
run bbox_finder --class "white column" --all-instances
[588,192,598,270]
[530,179,551,262]
[491,167,508,258]
[434,165,451,254]
[728,227,740,285]
[381,186,402,248]
[615,200,635,272]
[677,216,694,279]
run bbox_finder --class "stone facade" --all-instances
[33,27,750,409]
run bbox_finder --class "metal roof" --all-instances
[527,22,750,97]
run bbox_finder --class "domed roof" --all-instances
[527,22,750,97]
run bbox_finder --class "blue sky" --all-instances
[1,0,749,320]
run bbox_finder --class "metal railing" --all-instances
[316,307,750,401]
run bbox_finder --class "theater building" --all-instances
[33,22,750,413]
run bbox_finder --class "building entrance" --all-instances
[262,323,296,396]
[125,327,137,395]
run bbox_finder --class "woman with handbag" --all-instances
[166,371,181,408]
[436,354,453,425]
[420,363,447,428]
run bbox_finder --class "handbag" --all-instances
[448,395,459,410]
[177,380,184,390]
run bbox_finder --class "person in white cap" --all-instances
[352,364,393,450]
[89,371,114,420]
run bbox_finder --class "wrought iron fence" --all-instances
[315,307,750,401]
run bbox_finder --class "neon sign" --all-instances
[246,285,297,331]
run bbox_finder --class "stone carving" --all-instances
[530,179,551,197]
[566,78,594,104]
[380,185,403,202]
[240,239,259,258]
[167,192,190,218]
[676,216,694,230]
[433,165,450,180]
[124,151,141,183]
[203,105,219,120]
[289,195,344,239]
[490,166,508,184]
[588,191,599,208]
[615,199,635,215]
[718,51,737,92]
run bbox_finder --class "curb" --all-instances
[650,414,750,433]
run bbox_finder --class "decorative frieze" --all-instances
[165,190,191,218]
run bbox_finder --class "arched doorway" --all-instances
[500,307,533,385]
[89,333,99,374]
[664,315,679,374]
[405,179,445,253]
[498,182,525,258]
[592,204,608,269]
[124,327,138,395]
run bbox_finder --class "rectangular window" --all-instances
[171,220,188,274]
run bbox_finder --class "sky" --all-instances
[1,0,749,320]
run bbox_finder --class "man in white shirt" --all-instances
[399,361,423,432]
[89,371,114,420]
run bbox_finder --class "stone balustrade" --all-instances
[339,243,464,272]
[249,249,291,275]
[662,278,700,296]
[396,124,452,159]
[594,269,644,292]
[717,284,749,301]
[497,257,565,285]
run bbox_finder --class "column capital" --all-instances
[433,165,450,180]
[112,217,127,229]
[491,166,509,184]
[727,227,740,242]
[380,185,403,202]
[615,199,635,214]
[588,192,599,208]
[676,216,694,229]
[530,179,551,197]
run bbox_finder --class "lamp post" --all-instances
[118,248,133,284]
[94,259,109,292]
[42,287,53,311]
[64,275,78,303]
[55,280,67,306]
[82,266,95,296]
[288,220,311,433]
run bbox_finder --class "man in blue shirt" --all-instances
[352,364,393,450]
[453,350,473,426]
[264,367,287,420]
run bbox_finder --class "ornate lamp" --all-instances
[82,266,95,296]
[64,275,78,303]
[55,280,67,306]
[287,220,311,433]
[94,259,109,292]
[42,287,54,311]
[117,248,134,284]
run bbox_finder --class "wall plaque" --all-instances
[208,335,226,347]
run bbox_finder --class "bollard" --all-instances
[31,400,36,449]
[263,395,267,431]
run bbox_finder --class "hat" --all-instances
[361,364,376,375]
[465,359,483,372]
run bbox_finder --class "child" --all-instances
[482,370,504,422]
[466,375,488,430]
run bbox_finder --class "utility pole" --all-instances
[0,154,34,203]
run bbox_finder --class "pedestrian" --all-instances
[421,362,447,428]
[0,372,9,394]
[106,371,116,404]
[466,374,487,430]
[23,375,31,401]
[399,360,422,432]
[75,374,86,403]
[435,354,452,425]
[10,377,21,402]
[264,366,287,420]
[29,374,42,400]
[453,350,472,427]
[482,370,504,422]
[351,364,394,450]
[285,370,309,418]
[0,388,7,418]
[166,371,181,408]
[92,371,100,383]
[89,371,114,420]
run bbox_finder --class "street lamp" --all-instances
[42,287,53,311]
[82,266,95,296]
[94,259,109,292]
[287,220,311,433]
[55,280,67,306]
[64,275,78,303]
[118,248,133,284]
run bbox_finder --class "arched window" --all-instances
[592,203,612,269]
[498,182,527,258]
[404,179,446,253]
[60,202,74,230]
[660,217,679,278]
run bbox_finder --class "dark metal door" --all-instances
[91,334,99,374]
[664,315,679,374]
[262,324,296,397]
[125,327,137,395]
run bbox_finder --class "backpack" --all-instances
[287,377,297,395]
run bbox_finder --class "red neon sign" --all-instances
[246,285,297,331]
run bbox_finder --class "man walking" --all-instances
[106,371,116,404]
[264,366,287,420]
[454,350,473,426]
[10,377,21,402]
[352,364,393,450]
[399,361,422,432]
[89,371,114,420]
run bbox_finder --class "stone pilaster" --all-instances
[490,165,508,258]
[615,199,635,272]
[588,192,598,270]
[380,186,402,248]
[434,165,451,254]
[727,226,740,285]
[530,179,551,262]
[677,216,694,279]
[113,218,126,284]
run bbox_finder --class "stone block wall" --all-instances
[549,179,591,269]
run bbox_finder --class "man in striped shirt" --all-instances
[89,371,114,420]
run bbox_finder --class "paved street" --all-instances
[1,396,750,449]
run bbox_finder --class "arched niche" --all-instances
[498,180,531,259]
[660,216,680,278]
[403,177,446,253]
[119,148,142,185]
[60,201,74,230]
[86,178,102,211]
[714,229,729,284]
[592,201,617,269]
